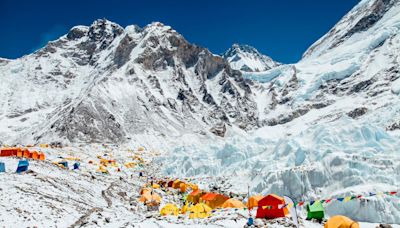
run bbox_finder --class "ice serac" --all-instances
[161,0,400,224]
[0,19,259,144]
[222,44,279,72]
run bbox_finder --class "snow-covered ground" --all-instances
[1,145,399,227]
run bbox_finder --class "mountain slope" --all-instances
[0,20,260,144]
[222,44,278,72]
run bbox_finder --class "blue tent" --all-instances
[0,162,5,172]
[73,162,80,170]
[58,161,68,168]
[16,160,29,173]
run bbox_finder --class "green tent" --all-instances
[306,201,324,221]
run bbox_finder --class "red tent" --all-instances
[256,194,288,219]
[0,148,18,157]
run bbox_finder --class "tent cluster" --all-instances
[0,147,46,174]
[0,148,45,160]
[140,178,250,219]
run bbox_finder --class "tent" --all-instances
[23,149,31,159]
[307,201,325,221]
[173,179,184,189]
[167,180,174,188]
[200,193,229,209]
[189,203,212,219]
[181,202,189,214]
[191,184,199,191]
[152,183,160,189]
[17,148,23,157]
[0,162,5,172]
[16,160,29,173]
[187,190,205,204]
[39,153,45,160]
[221,198,246,208]
[73,162,80,170]
[1,148,17,157]
[256,194,288,219]
[324,215,359,228]
[247,195,263,209]
[160,203,179,216]
[140,188,151,195]
[139,192,161,205]
[96,165,108,173]
[180,183,188,193]
[31,151,39,160]
[58,161,69,168]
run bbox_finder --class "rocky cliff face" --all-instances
[0,20,262,144]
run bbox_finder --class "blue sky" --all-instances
[0,0,359,63]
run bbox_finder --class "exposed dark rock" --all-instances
[114,35,137,67]
[67,27,88,40]
[210,124,226,137]
[347,107,368,119]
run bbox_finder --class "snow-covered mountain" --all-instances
[0,20,262,144]
[222,44,278,72]
[1,0,400,225]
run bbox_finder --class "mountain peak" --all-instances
[222,44,278,72]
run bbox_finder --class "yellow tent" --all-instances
[40,144,49,148]
[189,203,212,219]
[181,202,189,214]
[160,203,179,216]
[221,198,246,208]
[191,184,199,191]
[96,165,109,174]
[124,162,136,168]
[324,215,360,228]
[152,183,161,189]
[246,195,263,209]
[138,147,145,151]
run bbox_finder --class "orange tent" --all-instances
[173,180,184,189]
[256,194,288,219]
[140,188,151,195]
[324,215,359,228]
[139,192,161,205]
[23,149,31,158]
[180,183,188,193]
[247,195,263,209]
[187,190,205,204]
[221,198,246,208]
[39,153,45,161]
[200,193,229,209]
[17,148,23,157]
[31,151,39,160]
